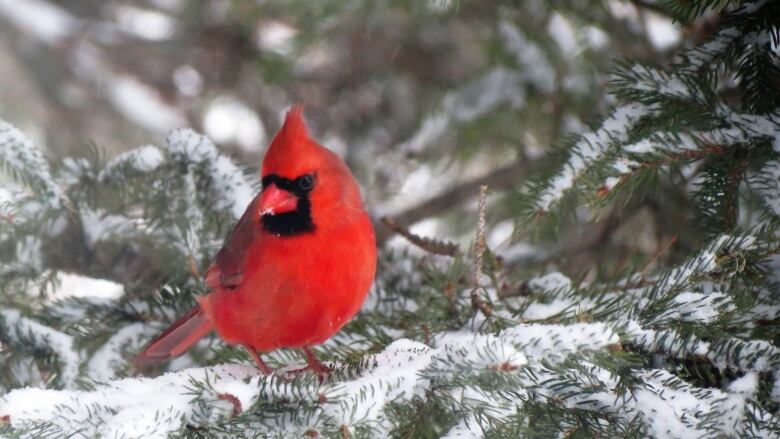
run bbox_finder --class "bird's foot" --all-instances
[285,347,332,383]
[245,345,274,375]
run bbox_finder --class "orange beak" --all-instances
[259,184,298,215]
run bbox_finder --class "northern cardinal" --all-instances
[135,106,377,378]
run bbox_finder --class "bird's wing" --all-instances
[204,196,259,290]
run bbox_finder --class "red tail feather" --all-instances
[135,305,214,368]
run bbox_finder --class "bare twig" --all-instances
[376,158,531,243]
[216,393,242,417]
[471,185,492,317]
[640,234,678,279]
[187,253,202,280]
[380,217,459,257]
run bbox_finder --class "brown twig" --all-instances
[471,185,493,318]
[640,234,679,279]
[187,253,202,280]
[216,392,242,417]
[380,217,459,257]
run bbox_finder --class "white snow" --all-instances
[79,205,142,247]
[113,5,176,41]
[203,96,266,152]
[41,271,125,301]
[536,103,655,211]
[0,323,632,437]
[167,128,256,219]
[499,21,556,93]
[397,113,450,155]
[107,75,187,133]
[0,119,64,208]
[655,291,735,324]
[548,13,578,56]
[501,322,619,362]
[756,159,780,216]
[0,309,81,388]
[0,0,77,45]
[397,67,526,156]
[87,323,155,382]
[0,364,262,438]
[645,12,681,50]
[255,20,297,55]
[173,65,203,97]
[99,145,165,181]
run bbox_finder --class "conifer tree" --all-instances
[1,0,779,437]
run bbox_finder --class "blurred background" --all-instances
[0,0,687,278]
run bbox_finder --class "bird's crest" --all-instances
[262,104,322,177]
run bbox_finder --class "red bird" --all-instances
[136,106,377,377]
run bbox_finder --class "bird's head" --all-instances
[257,105,364,236]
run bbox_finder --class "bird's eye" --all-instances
[298,173,315,191]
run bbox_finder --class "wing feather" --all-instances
[205,196,259,290]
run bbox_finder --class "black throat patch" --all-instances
[260,173,316,236]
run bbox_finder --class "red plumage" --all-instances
[136,106,377,376]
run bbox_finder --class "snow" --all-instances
[548,13,578,56]
[107,75,187,133]
[167,128,256,219]
[655,291,735,324]
[501,323,619,362]
[6,235,43,274]
[255,20,297,55]
[0,119,64,208]
[397,67,526,156]
[0,309,81,388]
[757,160,780,216]
[0,364,262,438]
[397,113,449,154]
[444,68,525,123]
[536,103,655,210]
[99,145,164,181]
[645,12,681,50]
[683,27,741,71]
[41,271,125,301]
[0,325,627,437]
[113,5,176,41]
[87,323,155,382]
[79,205,141,247]
[173,64,203,97]
[499,21,556,93]
[203,96,266,152]
[0,0,77,45]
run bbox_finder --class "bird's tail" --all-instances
[134,305,214,369]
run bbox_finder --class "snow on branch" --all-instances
[97,144,165,182]
[498,21,556,93]
[535,103,657,211]
[0,309,80,388]
[398,67,526,155]
[0,120,64,208]
[755,159,780,217]
[612,64,701,103]
[0,324,628,437]
[166,128,256,219]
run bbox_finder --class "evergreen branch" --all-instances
[379,217,459,256]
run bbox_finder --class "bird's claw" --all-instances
[285,363,332,383]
